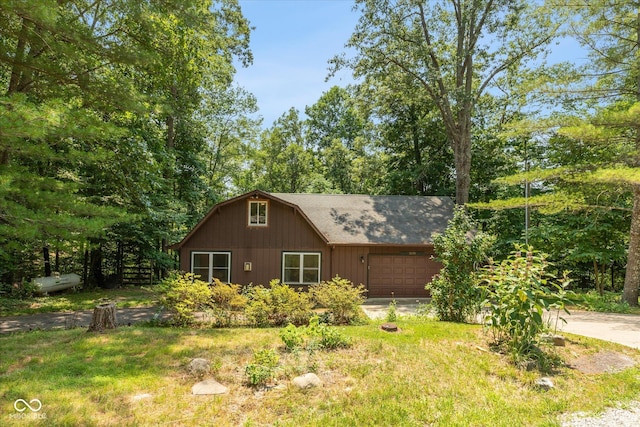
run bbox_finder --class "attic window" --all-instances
[248,200,268,226]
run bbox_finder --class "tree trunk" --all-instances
[452,132,471,205]
[43,246,52,277]
[623,185,640,306]
[87,302,117,332]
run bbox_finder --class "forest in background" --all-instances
[0,1,638,305]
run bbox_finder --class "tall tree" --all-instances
[332,0,561,204]
[550,0,640,305]
[0,0,252,283]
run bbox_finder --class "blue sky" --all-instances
[234,0,358,126]
[234,1,588,127]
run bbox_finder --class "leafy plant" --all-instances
[279,323,306,351]
[279,316,352,352]
[479,245,576,364]
[385,298,398,322]
[245,280,313,327]
[245,348,279,387]
[580,290,632,314]
[310,275,367,325]
[158,272,212,326]
[426,206,495,322]
[208,279,247,327]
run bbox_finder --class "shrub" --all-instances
[479,245,576,364]
[426,206,495,322]
[310,275,367,325]
[245,348,279,386]
[0,280,39,300]
[245,280,313,327]
[158,272,211,326]
[385,299,398,322]
[279,323,306,351]
[208,279,247,327]
[279,316,352,352]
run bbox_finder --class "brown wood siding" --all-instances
[179,198,327,285]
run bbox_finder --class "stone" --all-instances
[535,377,554,390]
[292,373,322,389]
[189,358,210,376]
[380,322,399,332]
[552,335,566,347]
[192,379,228,395]
[131,393,152,402]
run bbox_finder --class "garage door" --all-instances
[368,254,440,298]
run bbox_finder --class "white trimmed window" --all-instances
[191,252,231,283]
[283,252,321,285]
[248,201,268,226]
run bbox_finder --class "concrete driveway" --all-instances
[362,298,640,350]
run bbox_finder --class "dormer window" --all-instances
[248,200,268,226]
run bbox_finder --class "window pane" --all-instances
[303,269,319,283]
[212,268,228,282]
[212,253,229,268]
[284,268,300,283]
[193,267,209,282]
[284,254,300,268]
[192,253,209,268]
[303,254,319,268]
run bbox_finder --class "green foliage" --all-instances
[479,246,576,364]
[310,275,367,325]
[244,348,279,387]
[279,323,307,352]
[581,290,632,314]
[385,299,398,322]
[208,279,247,327]
[158,272,211,326]
[426,207,495,322]
[244,280,313,327]
[279,316,352,353]
[0,280,38,300]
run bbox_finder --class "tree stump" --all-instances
[87,302,117,332]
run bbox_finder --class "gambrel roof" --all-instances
[170,190,454,249]
[271,193,454,246]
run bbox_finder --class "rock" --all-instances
[381,322,399,332]
[292,373,322,389]
[131,393,152,402]
[189,358,210,376]
[192,379,228,395]
[542,334,566,347]
[552,335,566,347]
[535,377,554,390]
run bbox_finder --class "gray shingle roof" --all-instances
[271,193,454,245]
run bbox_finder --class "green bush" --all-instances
[426,206,495,322]
[385,299,398,322]
[208,279,247,327]
[0,280,39,300]
[279,323,306,351]
[279,316,352,352]
[245,348,279,386]
[310,275,367,325]
[158,272,211,326]
[479,245,575,364]
[245,280,313,327]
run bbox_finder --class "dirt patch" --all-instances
[570,351,637,374]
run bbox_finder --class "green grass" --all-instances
[572,290,640,315]
[0,286,159,316]
[1,318,639,426]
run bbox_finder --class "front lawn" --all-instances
[0,286,159,317]
[1,318,639,426]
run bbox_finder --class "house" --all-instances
[169,190,454,298]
